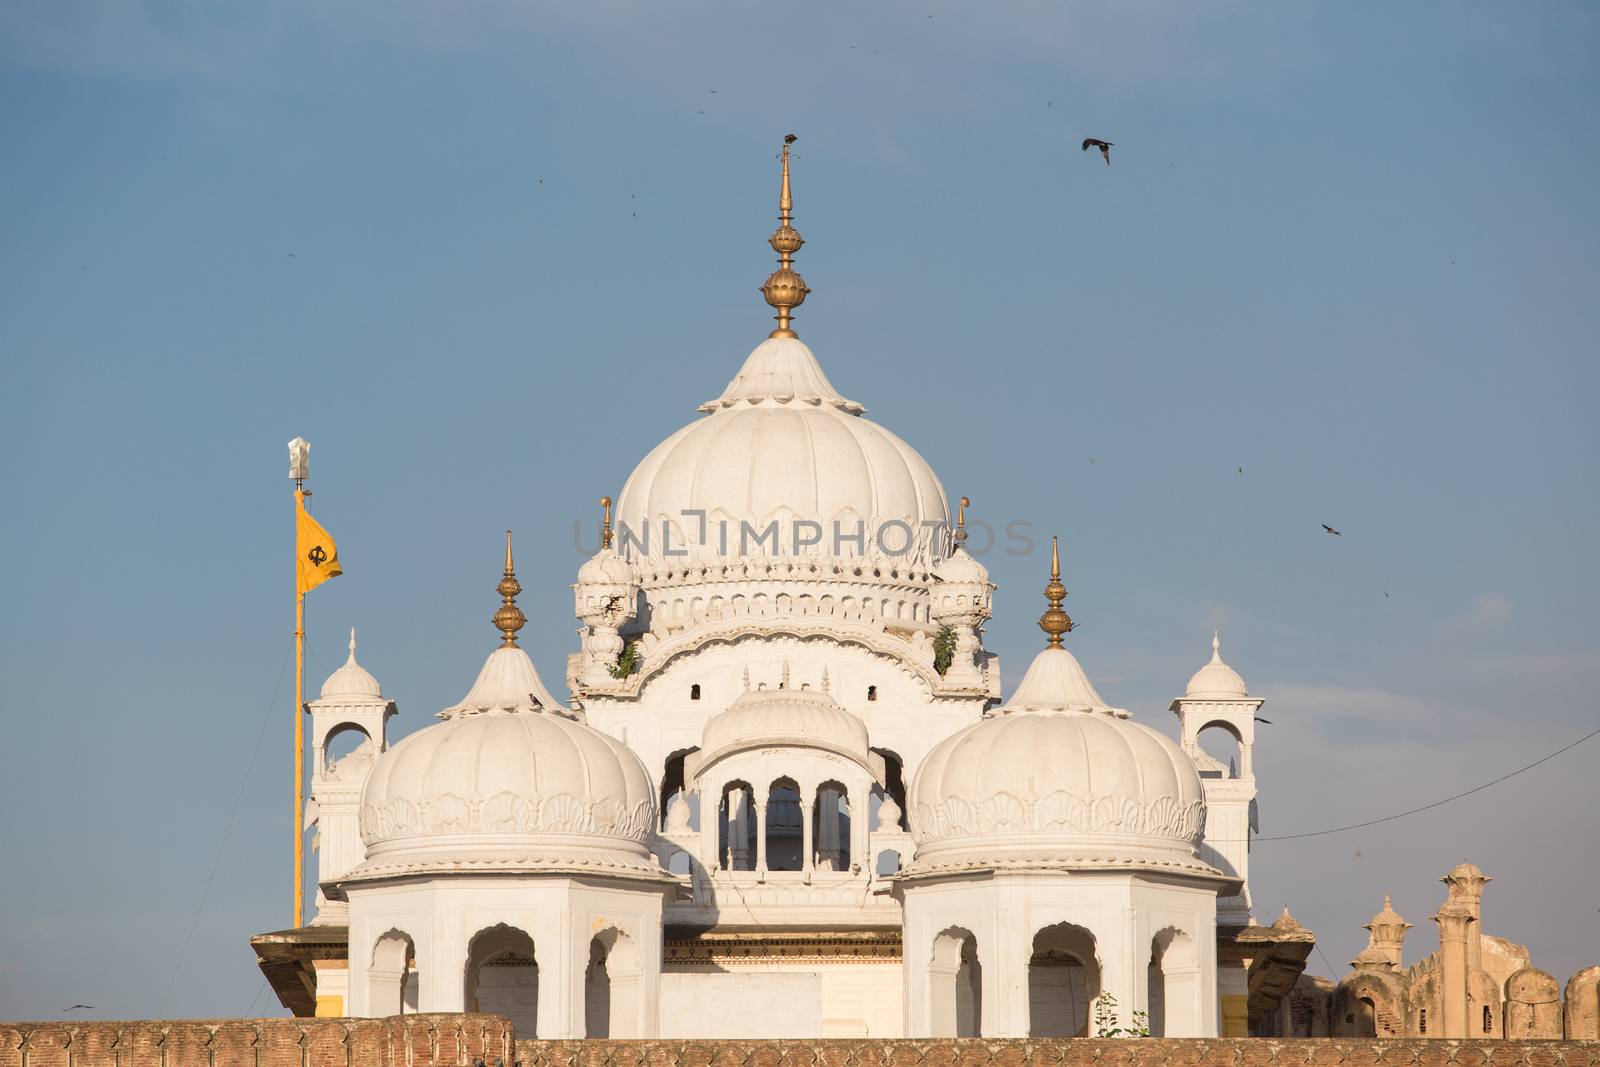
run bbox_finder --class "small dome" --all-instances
[320,629,382,700]
[578,546,636,587]
[355,645,659,878]
[698,684,872,773]
[907,645,1212,875]
[351,545,666,882]
[932,545,988,585]
[614,337,949,563]
[1184,631,1248,699]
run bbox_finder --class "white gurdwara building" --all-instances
[252,141,1315,1039]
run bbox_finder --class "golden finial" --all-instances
[761,134,809,339]
[1038,535,1074,648]
[493,530,526,647]
[953,496,970,548]
[600,496,614,550]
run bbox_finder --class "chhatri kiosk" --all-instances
[252,139,1313,1038]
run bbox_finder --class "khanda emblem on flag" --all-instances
[295,490,342,595]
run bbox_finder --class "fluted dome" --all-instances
[696,684,873,773]
[907,645,1212,875]
[614,337,948,563]
[1184,631,1248,699]
[352,642,663,880]
[932,545,988,584]
[320,629,382,700]
[578,545,636,587]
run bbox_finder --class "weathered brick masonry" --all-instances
[0,1015,515,1067]
[3,1021,1596,1067]
[513,1040,1600,1067]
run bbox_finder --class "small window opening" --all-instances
[1483,1006,1493,1034]
[690,683,701,701]
[867,685,878,702]
[1419,1008,1427,1034]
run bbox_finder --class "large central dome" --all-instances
[615,336,948,562]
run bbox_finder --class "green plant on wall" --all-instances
[607,639,641,679]
[1092,991,1150,1038]
[933,625,957,676]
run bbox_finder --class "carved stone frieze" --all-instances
[360,791,654,846]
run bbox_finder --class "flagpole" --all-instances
[293,482,306,929]
[294,579,305,929]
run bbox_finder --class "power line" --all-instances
[165,638,293,1010]
[1254,723,1600,843]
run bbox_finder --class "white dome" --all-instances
[907,646,1212,875]
[932,545,988,585]
[614,337,948,562]
[352,644,663,880]
[697,685,872,772]
[1184,631,1248,699]
[320,629,382,700]
[577,546,636,587]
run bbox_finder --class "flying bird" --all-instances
[785,133,798,145]
[1082,138,1113,165]
[1254,717,1273,724]
[1322,524,1342,536]
[63,1005,94,1012]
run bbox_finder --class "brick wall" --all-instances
[515,1040,1600,1067]
[0,1015,515,1067]
[4,1022,1597,1067]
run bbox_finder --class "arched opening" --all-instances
[1483,1004,1493,1034]
[929,927,981,1037]
[718,781,756,870]
[659,747,699,830]
[765,777,803,871]
[584,928,641,1037]
[690,683,701,700]
[866,685,878,702]
[812,780,851,870]
[368,930,414,1016]
[870,747,908,829]
[1354,996,1377,1037]
[666,849,692,875]
[1147,927,1200,1037]
[1195,722,1243,780]
[464,924,537,1037]
[1029,923,1099,1038]
[874,850,901,876]
[322,723,372,773]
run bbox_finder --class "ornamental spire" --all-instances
[761,134,810,339]
[493,530,526,647]
[600,495,614,550]
[1039,535,1074,648]
[953,496,970,549]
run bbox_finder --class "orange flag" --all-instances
[295,491,342,595]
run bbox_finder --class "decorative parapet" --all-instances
[0,1015,514,1067]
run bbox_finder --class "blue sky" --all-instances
[2,0,1596,1020]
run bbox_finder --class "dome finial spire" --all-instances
[1039,535,1074,648]
[493,530,526,647]
[600,495,614,550]
[347,627,358,660]
[761,135,809,340]
[953,495,970,549]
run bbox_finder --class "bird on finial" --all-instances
[1038,535,1074,647]
[600,496,614,550]
[953,496,970,549]
[493,530,526,647]
[762,134,809,339]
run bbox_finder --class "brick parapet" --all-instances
[0,1015,515,1067]
[513,1041,1600,1067]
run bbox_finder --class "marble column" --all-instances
[755,802,768,873]
[801,787,816,872]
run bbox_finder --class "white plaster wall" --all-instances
[659,972,823,1037]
